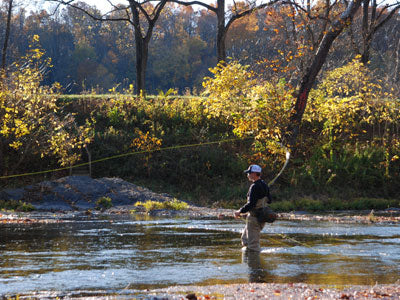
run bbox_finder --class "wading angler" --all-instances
[234,164,273,252]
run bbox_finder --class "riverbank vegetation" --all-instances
[1,48,399,212]
[134,199,189,213]
[1,0,400,212]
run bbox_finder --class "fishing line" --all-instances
[276,233,312,248]
[0,137,253,180]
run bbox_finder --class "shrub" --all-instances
[270,200,296,212]
[347,198,395,210]
[0,36,93,176]
[0,199,35,212]
[96,196,113,210]
[134,198,189,213]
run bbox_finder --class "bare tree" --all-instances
[48,0,168,95]
[172,0,278,62]
[284,0,364,148]
[349,0,400,64]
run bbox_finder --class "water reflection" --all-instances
[0,215,399,297]
[242,250,268,283]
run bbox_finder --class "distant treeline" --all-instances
[0,1,399,94]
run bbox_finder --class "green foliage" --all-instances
[201,61,294,173]
[270,197,398,212]
[0,199,35,212]
[134,198,189,213]
[60,92,246,206]
[96,196,113,210]
[0,37,94,176]
[270,200,296,212]
[201,59,399,203]
[2,58,400,211]
[293,144,392,195]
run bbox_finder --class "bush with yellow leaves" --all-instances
[0,36,94,176]
[202,60,294,167]
[201,59,400,192]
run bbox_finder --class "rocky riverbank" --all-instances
[1,175,400,224]
[145,282,400,300]
[0,175,175,211]
[9,282,400,300]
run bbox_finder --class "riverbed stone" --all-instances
[0,175,174,212]
[1,188,25,201]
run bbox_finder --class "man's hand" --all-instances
[234,210,241,219]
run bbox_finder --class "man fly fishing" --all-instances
[234,164,273,252]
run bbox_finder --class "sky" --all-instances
[39,0,400,15]
[41,0,114,13]
[75,0,114,12]
[42,0,217,13]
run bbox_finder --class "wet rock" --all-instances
[385,207,400,212]
[186,293,197,300]
[1,187,25,201]
[1,176,175,212]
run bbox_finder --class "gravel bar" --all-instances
[147,282,400,300]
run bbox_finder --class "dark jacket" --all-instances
[239,179,272,214]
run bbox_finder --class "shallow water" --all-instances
[1,214,399,297]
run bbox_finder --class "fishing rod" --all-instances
[219,144,291,220]
[268,145,291,187]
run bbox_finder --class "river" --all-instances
[1,214,399,298]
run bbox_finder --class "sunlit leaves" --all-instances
[130,129,162,175]
[303,57,400,175]
[0,38,94,172]
[202,61,294,164]
[202,61,256,119]
[131,129,162,152]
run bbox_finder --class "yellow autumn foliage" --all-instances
[0,38,94,173]
[202,61,294,161]
[306,56,400,145]
[201,59,399,168]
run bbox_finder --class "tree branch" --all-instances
[372,4,400,35]
[48,0,132,23]
[226,0,279,31]
[285,0,363,147]
[170,0,216,12]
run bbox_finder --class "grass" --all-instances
[96,196,113,210]
[270,197,399,212]
[59,94,206,101]
[134,198,189,213]
[0,199,35,212]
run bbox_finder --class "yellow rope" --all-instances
[0,137,252,180]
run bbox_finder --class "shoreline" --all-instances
[1,205,400,224]
[147,282,400,300]
[10,283,400,299]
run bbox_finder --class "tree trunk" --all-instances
[285,0,363,148]
[395,37,400,83]
[1,0,13,73]
[130,2,145,96]
[129,0,167,96]
[216,0,226,63]
[216,26,227,63]
[360,0,376,64]
[135,33,148,97]
[0,139,4,176]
